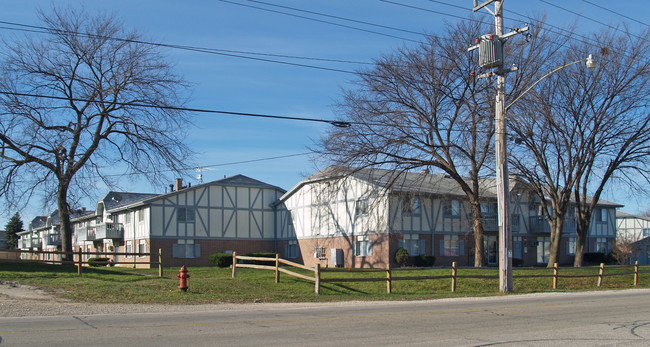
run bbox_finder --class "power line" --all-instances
[245,0,425,36]
[0,21,364,75]
[0,91,354,127]
[581,0,649,28]
[539,0,646,40]
[218,0,420,43]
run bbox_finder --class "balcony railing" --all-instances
[529,216,551,234]
[88,222,124,240]
[43,234,61,247]
[529,216,577,234]
[482,213,498,232]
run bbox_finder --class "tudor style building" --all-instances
[277,167,621,268]
[18,168,621,269]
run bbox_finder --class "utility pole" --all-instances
[469,0,527,293]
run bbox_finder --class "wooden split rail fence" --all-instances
[231,253,650,295]
[0,248,164,277]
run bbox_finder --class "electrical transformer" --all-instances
[479,34,503,69]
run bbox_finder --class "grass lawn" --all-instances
[1,261,648,304]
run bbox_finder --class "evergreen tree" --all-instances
[5,212,23,249]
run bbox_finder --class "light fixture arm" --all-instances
[505,55,595,111]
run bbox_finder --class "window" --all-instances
[172,239,201,259]
[642,229,650,238]
[567,237,576,256]
[441,235,464,256]
[443,200,461,217]
[596,208,608,223]
[399,233,424,256]
[596,238,608,254]
[354,235,373,257]
[355,199,368,217]
[480,202,496,214]
[125,213,131,224]
[125,241,133,258]
[402,197,422,216]
[137,209,144,222]
[403,197,421,216]
[177,207,195,223]
[137,240,146,257]
[286,240,299,259]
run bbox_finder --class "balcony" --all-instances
[529,216,551,234]
[482,213,520,232]
[529,216,577,234]
[42,233,61,247]
[88,222,124,240]
[482,213,498,232]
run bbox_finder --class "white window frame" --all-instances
[596,238,608,254]
[125,240,133,258]
[355,199,369,217]
[401,233,424,256]
[354,235,373,257]
[567,237,576,256]
[172,239,200,259]
[403,197,421,216]
[137,240,146,257]
[443,235,461,256]
[444,200,461,217]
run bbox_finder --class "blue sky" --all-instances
[2,0,649,227]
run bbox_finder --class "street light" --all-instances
[506,55,596,111]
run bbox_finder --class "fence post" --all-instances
[77,248,82,276]
[275,254,280,284]
[597,263,605,287]
[231,251,237,278]
[158,248,163,277]
[634,261,639,286]
[315,263,321,295]
[451,262,457,292]
[386,264,392,294]
[553,263,558,289]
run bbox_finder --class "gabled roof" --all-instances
[99,191,160,212]
[279,166,502,203]
[617,211,650,221]
[279,166,623,208]
[29,216,48,231]
[142,174,285,204]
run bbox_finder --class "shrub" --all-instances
[395,248,409,267]
[414,255,435,267]
[209,253,234,268]
[583,252,608,264]
[87,257,113,267]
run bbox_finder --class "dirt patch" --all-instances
[0,280,69,301]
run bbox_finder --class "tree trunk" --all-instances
[574,222,588,267]
[470,200,485,267]
[547,218,564,268]
[57,181,73,262]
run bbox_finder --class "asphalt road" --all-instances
[1,289,649,346]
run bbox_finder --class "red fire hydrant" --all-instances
[177,265,190,292]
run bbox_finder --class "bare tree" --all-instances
[0,8,193,260]
[509,27,650,267]
[316,20,498,267]
[572,28,650,267]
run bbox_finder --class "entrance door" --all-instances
[484,235,498,265]
[537,237,550,264]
